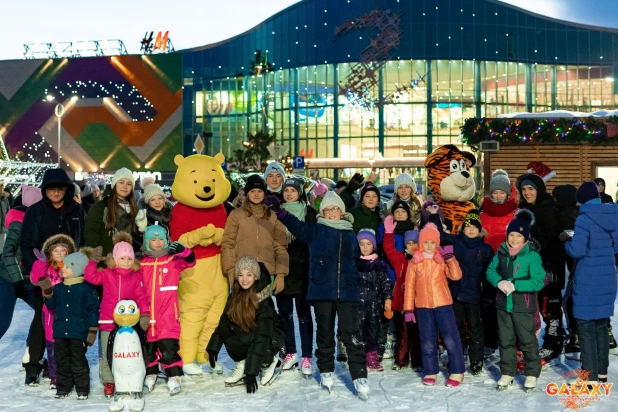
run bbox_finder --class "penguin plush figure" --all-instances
[108,300,147,412]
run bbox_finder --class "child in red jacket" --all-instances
[140,223,196,395]
[382,216,422,371]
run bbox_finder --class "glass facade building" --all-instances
[182,0,618,176]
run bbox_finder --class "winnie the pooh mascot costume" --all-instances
[170,153,231,376]
[424,144,477,233]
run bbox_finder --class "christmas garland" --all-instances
[461,116,618,152]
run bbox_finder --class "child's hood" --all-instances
[480,194,518,217]
[5,208,25,228]
[579,202,618,233]
[356,257,388,272]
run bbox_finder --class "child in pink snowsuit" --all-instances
[31,234,76,389]
[140,223,196,394]
[84,232,149,395]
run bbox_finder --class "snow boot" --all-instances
[422,374,437,386]
[167,376,181,395]
[25,373,40,386]
[470,361,483,376]
[281,353,298,371]
[446,373,464,387]
[260,356,281,386]
[50,378,57,390]
[128,393,144,412]
[104,382,115,399]
[497,375,513,391]
[182,362,203,377]
[524,376,537,392]
[77,393,88,400]
[337,339,347,363]
[301,357,312,378]
[320,372,334,394]
[366,351,384,372]
[354,378,369,401]
[144,375,157,392]
[225,360,246,387]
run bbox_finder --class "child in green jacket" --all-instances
[486,210,545,393]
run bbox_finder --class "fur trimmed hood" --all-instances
[42,234,76,265]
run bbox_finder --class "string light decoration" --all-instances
[461,116,618,152]
[386,71,427,103]
[0,133,56,186]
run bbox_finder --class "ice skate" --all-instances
[55,392,70,399]
[301,357,312,378]
[167,376,181,395]
[207,361,224,375]
[144,375,157,392]
[104,382,115,399]
[108,393,126,412]
[336,339,347,363]
[497,375,513,391]
[320,372,334,394]
[422,374,437,386]
[281,353,298,371]
[49,378,56,390]
[524,376,537,392]
[391,363,408,371]
[25,373,39,387]
[354,378,369,401]
[224,360,246,387]
[77,393,88,400]
[446,373,464,387]
[470,361,483,376]
[128,393,144,412]
[182,362,203,377]
[260,356,281,386]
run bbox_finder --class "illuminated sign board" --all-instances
[140,31,175,54]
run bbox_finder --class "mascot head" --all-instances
[172,153,231,209]
[424,145,476,202]
[114,299,140,327]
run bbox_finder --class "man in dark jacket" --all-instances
[517,173,565,362]
[20,168,85,385]
[594,178,614,204]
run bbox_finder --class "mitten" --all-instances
[38,277,53,297]
[86,327,98,346]
[273,275,285,295]
[405,312,416,323]
[383,299,393,319]
[383,216,397,234]
[91,246,104,263]
[264,195,281,212]
[169,241,186,255]
[245,375,258,394]
[207,350,218,369]
[497,280,513,295]
[439,245,454,260]
[139,314,150,331]
[503,281,516,295]
[135,209,148,232]
[347,173,364,192]
[275,207,288,220]
[33,248,46,262]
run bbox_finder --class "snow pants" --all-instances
[25,290,46,377]
[481,280,499,350]
[393,311,422,368]
[45,339,57,379]
[417,305,465,376]
[178,255,228,365]
[147,339,183,377]
[497,309,541,377]
[313,300,367,380]
[55,338,90,395]
[577,318,609,382]
[99,331,114,383]
[453,301,484,363]
[276,293,314,359]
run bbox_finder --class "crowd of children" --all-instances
[2,163,617,406]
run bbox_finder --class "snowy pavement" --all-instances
[1,299,617,412]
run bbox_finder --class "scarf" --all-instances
[282,201,307,243]
[360,253,379,261]
[64,277,84,286]
[422,252,435,259]
[117,198,131,213]
[144,248,170,258]
[268,186,282,194]
[394,219,416,236]
[317,213,354,231]
[507,241,526,257]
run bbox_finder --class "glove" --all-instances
[264,195,281,212]
[135,209,148,232]
[347,173,364,192]
[497,280,514,296]
[33,248,45,262]
[383,216,397,234]
[383,299,393,319]
[275,207,288,220]
[38,277,53,297]
[14,280,26,300]
[90,246,104,263]
[245,375,258,394]
[169,241,186,255]
[139,314,150,331]
[86,327,98,346]
[207,350,218,369]
[273,275,285,295]
[405,312,416,323]
[504,281,516,295]
[439,245,454,260]
[559,231,573,242]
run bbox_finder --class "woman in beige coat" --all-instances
[221,175,289,293]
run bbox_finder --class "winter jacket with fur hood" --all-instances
[448,231,494,304]
[403,252,462,311]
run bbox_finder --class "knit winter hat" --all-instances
[576,181,601,205]
[489,170,511,198]
[394,173,416,194]
[419,223,441,251]
[264,162,286,182]
[144,184,166,204]
[81,183,93,198]
[319,191,346,215]
[235,255,261,280]
[360,183,381,202]
[73,183,81,197]
[507,210,534,242]
[463,209,482,231]
[63,251,90,277]
[391,200,411,219]
[113,232,135,264]
[244,174,267,194]
[404,230,420,245]
[21,185,42,207]
[357,228,377,252]
[282,178,303,197]
[144,223,169,251]
[111,168,135,188]
[313,182,328,197]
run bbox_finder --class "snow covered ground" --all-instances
[1,299,617,412]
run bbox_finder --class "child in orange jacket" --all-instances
[403,223,465,387]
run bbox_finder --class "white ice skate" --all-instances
[182,363,203,377]
[354,378,370,401]
[128,393,144,412]
[205,361,223,375]
[281,353,298,371]
[144,375,157,392]
[524,376,537,393]
[167,376,181,396]
[497,375,513,391]
[260,356,281,386]
[108,394,126,412]
[224,360,246,387]
[320,372,334,394]
[301,357,312,378]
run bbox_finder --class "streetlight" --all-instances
[54,103,65,167]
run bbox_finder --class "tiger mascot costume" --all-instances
[424,144,477,233]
